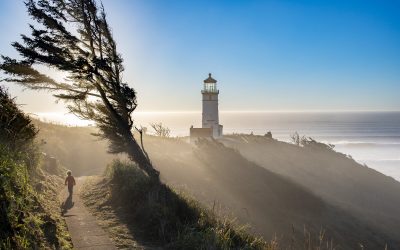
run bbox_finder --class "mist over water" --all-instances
[137,111,400,182]
[37,111,400,182]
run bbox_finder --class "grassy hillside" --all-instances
[33,119,118,176]
[32,121,400,248]
[0,99,72,248]
[144,137,395,249]
[0,145,71,249]
[81,160,268,249]
[221,134,400,243]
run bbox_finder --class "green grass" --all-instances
[0,144,72,249]
[82,159,268,249]
[1,86,72,249]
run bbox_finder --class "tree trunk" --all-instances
[126,135,159,182]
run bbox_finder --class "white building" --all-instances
[190,73,223,139]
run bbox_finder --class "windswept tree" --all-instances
[0,0,159,180]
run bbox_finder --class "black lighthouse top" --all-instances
[204,73,217,83]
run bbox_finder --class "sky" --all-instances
[0,0,400,114]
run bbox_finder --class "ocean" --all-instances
[37,111,400,182]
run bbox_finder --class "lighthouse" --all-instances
[202,73,223,138]
[190,73,223,140]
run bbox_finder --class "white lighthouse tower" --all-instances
[202,73,223,138]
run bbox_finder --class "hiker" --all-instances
[65,170,76,195]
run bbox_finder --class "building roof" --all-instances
[204,73,217,83]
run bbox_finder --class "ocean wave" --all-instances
[328,141,400,146]
[361,158,400,162]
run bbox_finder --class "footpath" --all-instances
[60,176,117,250]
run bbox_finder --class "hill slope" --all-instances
[33,121,400,248]
[144,137,397,249]
[33,120,116,176]
[221,134,400,242]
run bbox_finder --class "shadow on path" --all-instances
[61,194,74,216]
[59,176,117,249]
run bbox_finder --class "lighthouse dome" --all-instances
[204,73,217,83]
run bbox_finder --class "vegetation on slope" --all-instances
[33,119,116,176]
[81,159,267,249]
[0,86,72,249]
[222,133,400,247]
[141,135,394,249]
[33,120,396,249]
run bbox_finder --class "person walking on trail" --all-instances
[65,170,76,196]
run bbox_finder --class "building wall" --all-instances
[202,93,219,128]
[190,127,213,143]
[190,127,212,137]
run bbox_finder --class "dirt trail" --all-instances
[60,176,117,250]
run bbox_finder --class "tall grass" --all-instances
[0,145,43,249]
[0,144,72,249]
[104,159,267,249]
[0,86,71,249]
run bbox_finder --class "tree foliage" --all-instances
[0,86,37,150]
[0,0,158,179]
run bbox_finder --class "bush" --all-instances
[150,122,171,137]
[290,132,334,150]
[105,159,152,202]
[0,86,37,151]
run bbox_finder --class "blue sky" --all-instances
[1,0,400,112]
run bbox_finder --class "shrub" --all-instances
[0,86,37,151]
[150,122,171,137]
[290,132,334,150]
[105,159,152,202]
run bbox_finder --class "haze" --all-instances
[2,0,400,248]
